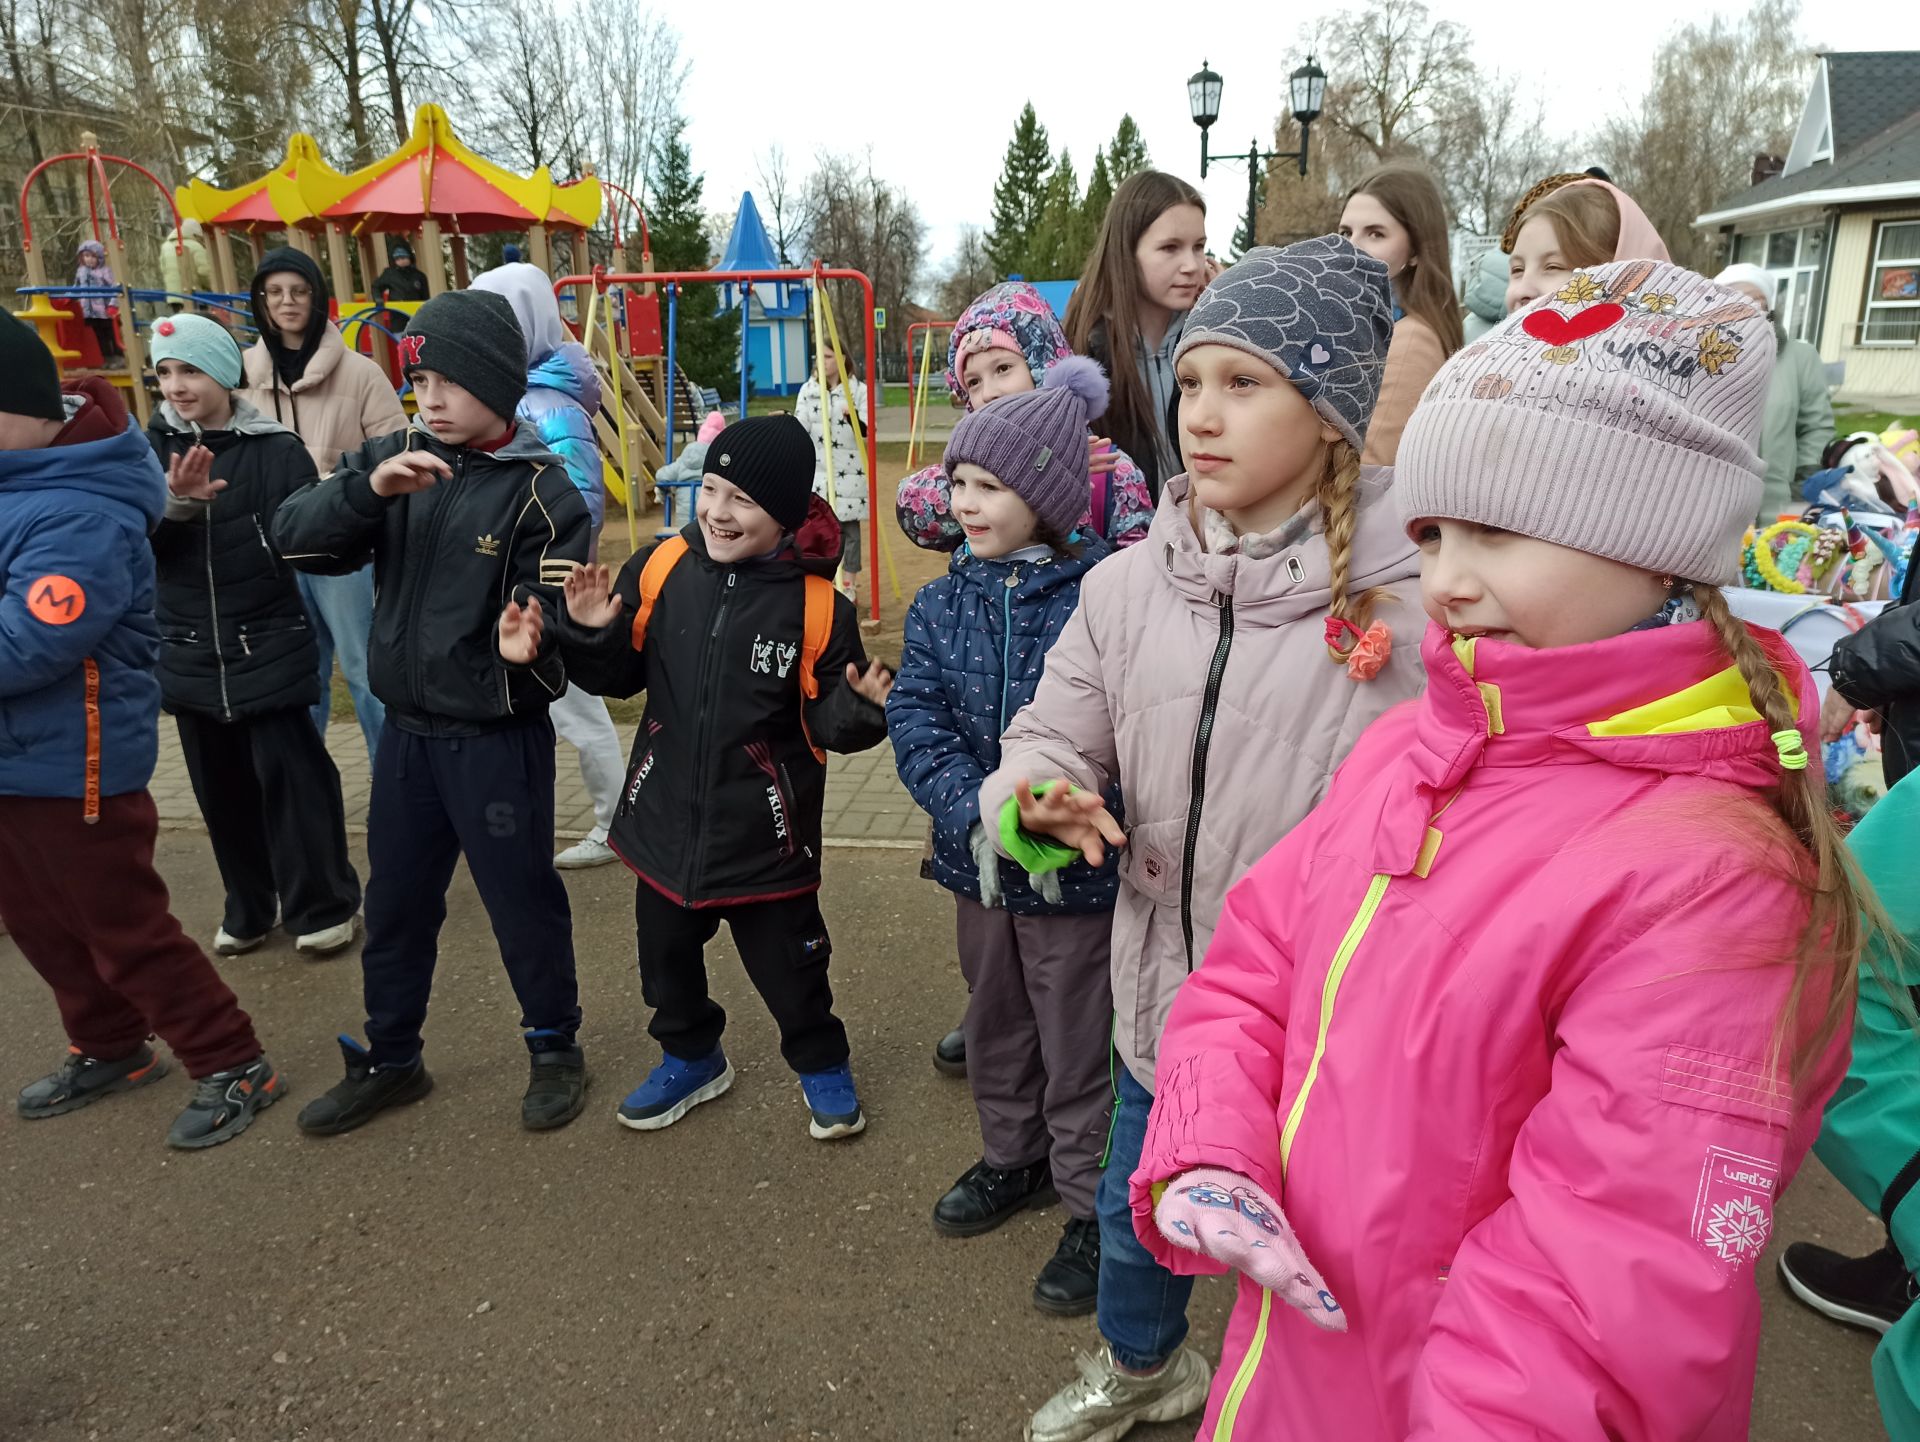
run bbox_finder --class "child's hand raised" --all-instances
[497,595,545,665]
[1155,1167,1347,1334]
[165,445,225,501]
[564,563,624,629]
[370,451,452,497]
[1015,779,1125,867]
[1087,435,1119,476]
[846,660,894,706]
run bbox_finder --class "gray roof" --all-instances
[1701,54,1920,222]
[1828,51,1920,155]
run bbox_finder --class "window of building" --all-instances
[1730,224,1826,341]
[1861,220,1920,347]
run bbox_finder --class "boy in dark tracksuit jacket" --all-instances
[532,415,892,1140]
[272,290,593,1136]
[0,315,283,1151]
[144,315,361,960]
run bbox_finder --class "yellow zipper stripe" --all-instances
[1215,872,1391,1441]
[1279,872,1391,1174]
[1212,1288,1274,1440]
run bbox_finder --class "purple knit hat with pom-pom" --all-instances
[944,355,1108,534]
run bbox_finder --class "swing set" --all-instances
[556,263,897,624]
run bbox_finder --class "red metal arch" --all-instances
[19,144,182,263]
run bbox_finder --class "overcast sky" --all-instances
[670,0,1868,281]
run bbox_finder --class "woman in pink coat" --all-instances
[978,236,1428,1442]
[1132,260,1869,1441]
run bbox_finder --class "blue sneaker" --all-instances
[616,1050,733,1131]
[799,1062,866,1140]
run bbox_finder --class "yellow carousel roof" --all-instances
[175,134,351,230]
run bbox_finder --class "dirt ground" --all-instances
[0,832,1894,1442]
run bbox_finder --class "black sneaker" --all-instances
[1033,1215,1101,1317]
[523,1030,587,1131]
[933,1026,967,1078]
[296,1035,433,1136]
[17,1043,170,1118]
[932,1158,1058,1237]
[167,1054,285,1149]
[1779,1240,1915,1334]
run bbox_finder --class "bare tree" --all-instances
[935,224,995,316]
[756,144,810,265]
[1595,0,1812,271]
[1440,75,1571,235]
[1317,0,1475,160]
[802,149,928,363]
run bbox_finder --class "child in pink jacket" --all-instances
[977,237,1427,1442]
[1133,259,1867,1441]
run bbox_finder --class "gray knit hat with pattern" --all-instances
[1395,259,1773,585]
[1174,235,1395,452]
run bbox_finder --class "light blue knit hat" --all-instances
[148,313,245,389]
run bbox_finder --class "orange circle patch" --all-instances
[26,575,87,626]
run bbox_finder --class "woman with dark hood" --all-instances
[241,248,408,760]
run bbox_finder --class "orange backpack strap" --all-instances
[629,535,689,653]
[796,574,836,762]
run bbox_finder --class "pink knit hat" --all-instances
[1394,259,1774,586]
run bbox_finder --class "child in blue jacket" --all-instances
[886,357,1119,1317]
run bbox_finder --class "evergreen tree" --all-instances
[1230,210,1254,262]
[647,115,738,403]
[1108,115,1152,182]
[985,103,1053,278]
[1082,148,1115,234]
[1029,151,1086,280]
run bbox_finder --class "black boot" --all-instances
[933,1026,967,1078]
[522,1030,588,1131]
[1779,1239,1915,1334]
[1033,1215,1101,1316]
[296,1036,433,1136]
[933,1158,1057,1237]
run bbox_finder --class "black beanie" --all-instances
[705,415,817,532]
[0,311,64,421]
[400,290,527,426]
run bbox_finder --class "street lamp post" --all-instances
[1189,58,1327,250]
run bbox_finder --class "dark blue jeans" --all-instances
[360,720,579,1065]
[1096,1064,1194,1371]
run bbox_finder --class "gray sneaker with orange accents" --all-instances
[166,1054,285,1149]
[17,1043,170,1118]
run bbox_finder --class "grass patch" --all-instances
[1836,408,1915,436]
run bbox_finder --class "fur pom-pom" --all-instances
[1041,354,1110,423]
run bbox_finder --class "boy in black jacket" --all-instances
[504,415,891,1139]
[273,290,593,1135]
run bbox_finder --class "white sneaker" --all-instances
[554,837,619,870]
[213,927,265,957]
[1025,1345,1211,1442]
[295,915,360,957]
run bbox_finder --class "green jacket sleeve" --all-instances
[1793,342,1834,482]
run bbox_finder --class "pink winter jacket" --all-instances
[978,471,1426,1090]
[1132,622,1852,1442]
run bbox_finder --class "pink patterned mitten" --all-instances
[1154,1167,1347,1333]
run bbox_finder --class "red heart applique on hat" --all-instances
[1521,303,1625,348]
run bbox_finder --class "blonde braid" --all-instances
[1692,584,1874,1085]
[1500,172,1589,253]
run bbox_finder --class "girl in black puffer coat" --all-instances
[146,314,362,958]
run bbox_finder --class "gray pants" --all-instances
[955,896,1115,1219]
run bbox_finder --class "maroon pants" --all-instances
[0,791,260,1078]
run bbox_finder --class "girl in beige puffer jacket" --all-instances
[978,236,1429,1442]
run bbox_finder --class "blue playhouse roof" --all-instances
[716,193,807,320]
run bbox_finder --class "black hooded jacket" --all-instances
[272,422,591,736]
[147,400,321,720]
[553,516,890,907]
[1831,559,1920,786]
[374,262,431,304]
[250,247,329,388]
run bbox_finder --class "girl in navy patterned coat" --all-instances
[886,357,1120,1318]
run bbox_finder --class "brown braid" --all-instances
[1316,439,1389,672]
[1691,584,1878,1085]
[1500,172,1590,253]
